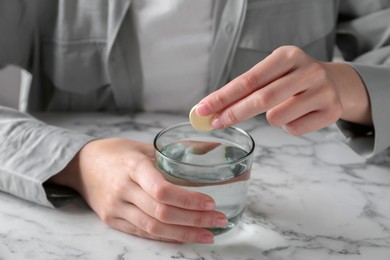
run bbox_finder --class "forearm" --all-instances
[0,106,95,207]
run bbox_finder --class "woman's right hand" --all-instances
[49,138,228,244]
[196,46,372,135]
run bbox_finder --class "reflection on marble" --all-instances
[1,112,389,260]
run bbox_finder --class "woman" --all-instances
[0,0,389,244]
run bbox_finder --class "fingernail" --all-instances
[203,200,216,210]
[195,103,211,116]
[198,233,214,244]
[214,217,228,227]
[211,118,223,129]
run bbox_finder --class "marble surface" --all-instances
[1,112,390,260]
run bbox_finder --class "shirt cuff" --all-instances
[338,63,390,158]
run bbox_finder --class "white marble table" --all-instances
[1,112,390,260]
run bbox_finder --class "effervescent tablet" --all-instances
[189,105,214,131]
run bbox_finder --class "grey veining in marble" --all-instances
[1,112,389,260]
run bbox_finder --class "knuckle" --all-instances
[310,61,325,73]
[133,154,150,169]
[150,182,168,202]
[325,107,342,124]
[99,210,112,224]
[288,46,304,59]
[311,63,327,81]
[284,124,300,136]
[102,194,120,214]
[223,109,239,126]
[276,45,302,60]
[274,46,306,69]
[273,45,288,56]
[144,219,160,235]
[128,154,150,178]
[133,227,146,238]
[112,180,126,197]
[192,214,203,227]
[180,194,192,209]
[153,204,170,222]
[253,90,270,110]
[266,110,280,126]
[320,84,339,106]
[179,230,193,243]
[212,92,228,108]
[240,74,258,92]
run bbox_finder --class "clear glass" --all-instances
[154,122,255,235]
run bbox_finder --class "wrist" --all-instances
[48,145,87,194]
[324,62,372,126]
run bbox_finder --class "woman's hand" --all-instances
[196,45,372,135]
[49,138,228,244]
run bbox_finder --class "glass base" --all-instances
[206,211,243,236]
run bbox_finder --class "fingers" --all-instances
[283,109,339,136]
[129,155,217,211]
[116,158,226,244]
[124,181,227,227]
[196,45,303,117]
[211,66,310,128]
[266,85,342,136]
[111,203,215,244]
[108,217,180,243]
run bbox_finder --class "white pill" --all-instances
[189,105,214,131]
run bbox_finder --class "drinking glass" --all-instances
[154,122,255,235]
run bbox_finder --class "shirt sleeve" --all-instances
[0,106,95,207]
[335,1,390,158]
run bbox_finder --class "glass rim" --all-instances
[153,122,255,168]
